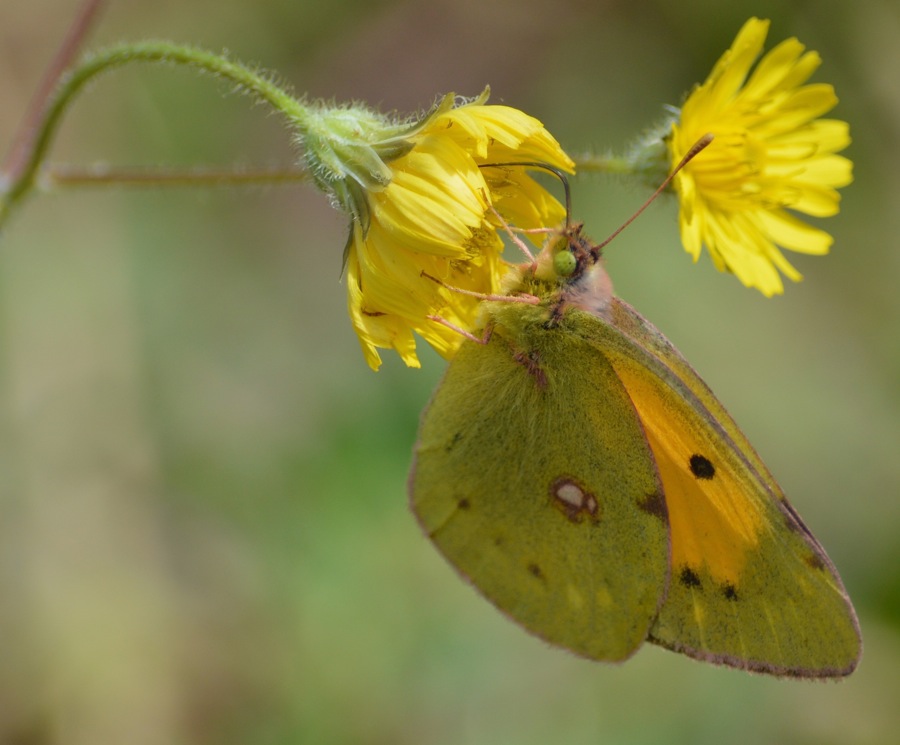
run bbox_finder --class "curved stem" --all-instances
[1,41,310,226]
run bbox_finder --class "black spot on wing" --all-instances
[527,562,545,581]
[689,454,715,479]
[445,432,463,452]
[804,552,826,571]
[638,489,668,522]
[722,583,738,601]
[679,566,702,589]
[457,498,471,511]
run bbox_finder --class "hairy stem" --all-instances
[571,154,635,175]
[1,41,310,227]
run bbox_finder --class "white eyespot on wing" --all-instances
[551,477,601,523]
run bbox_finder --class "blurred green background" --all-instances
[1,0,899,743]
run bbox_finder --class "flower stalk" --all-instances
[0,41,310,227]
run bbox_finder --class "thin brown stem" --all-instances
[44,164,310,189]
[2,0,106,181]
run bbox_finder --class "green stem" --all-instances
[0,41,311,227]
[572,153,635,175]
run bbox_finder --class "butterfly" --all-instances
[408,222,860,678]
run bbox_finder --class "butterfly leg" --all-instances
[425,315,494,345]
[419,271,541,306]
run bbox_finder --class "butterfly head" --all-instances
[509,223,614,322]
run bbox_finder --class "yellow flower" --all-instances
[339,94,573,369]
[669,17,852,296]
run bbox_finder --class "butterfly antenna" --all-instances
[479,161,572,226]
[592,133,713,256]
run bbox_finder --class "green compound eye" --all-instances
[553,249,577,277]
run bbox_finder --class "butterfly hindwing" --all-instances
[576,298,861,677]
[410,312,670,662]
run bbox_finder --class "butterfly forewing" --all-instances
[577,298,861,677]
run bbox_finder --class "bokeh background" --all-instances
[1,0,899,743]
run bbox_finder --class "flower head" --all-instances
[303,91,573,370]
[668,17,852,296]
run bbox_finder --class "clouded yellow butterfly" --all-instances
[408,222,861,678]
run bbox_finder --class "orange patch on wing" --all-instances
[616,367,766,586]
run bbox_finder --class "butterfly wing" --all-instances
[409,315,670,662]
[577,297,861,677]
